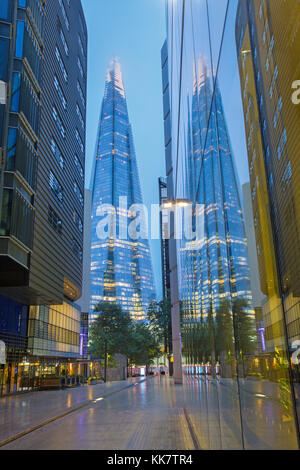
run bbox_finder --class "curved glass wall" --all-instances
[165,0,300,449]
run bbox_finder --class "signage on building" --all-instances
[0,341,6,365]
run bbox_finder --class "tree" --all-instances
[232,298,257,356]
[147,294,173,374]
[89,301,161,379]
[127,323,161,371]
[215,298,258,378]
[89,302,133,381]
[215,299,235,358]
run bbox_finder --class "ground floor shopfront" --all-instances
[0,357,95,397]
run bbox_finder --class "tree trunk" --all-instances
[168,358,173,377]
[104,340,108,383]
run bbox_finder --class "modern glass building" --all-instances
[163,0,300,449]
[0,0,88,395]
[90,60,156,322]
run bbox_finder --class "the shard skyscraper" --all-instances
[90,60,156,322]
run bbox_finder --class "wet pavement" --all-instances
[0,378,143,445]
[0,375,298,450]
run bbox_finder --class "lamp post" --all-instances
[162,198,190,385]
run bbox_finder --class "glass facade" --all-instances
[0,1,88,395]
[28,301,80,358]
[0,294,29,396]
[90,60,156,322]
[164,0,300,449]
[236,0,300,437]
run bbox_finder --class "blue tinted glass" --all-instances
[11,72,21,112]
[6,128,17,170]
[0,23,10,38]
[0,0,12,21]
[0,37,10,81]
[18,0,27,7]
[15,21,25,58]
[0,295,29,336]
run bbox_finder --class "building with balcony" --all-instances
[0,0,87,395]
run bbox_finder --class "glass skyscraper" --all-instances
[90,60,156,322]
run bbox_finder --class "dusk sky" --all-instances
[82,0,166,298]
[81,0,251,300]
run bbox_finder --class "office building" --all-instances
[0,0,87,395]
[242,182,266,352]
[236,0,300,433]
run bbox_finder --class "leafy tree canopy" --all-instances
[89,301,161,367]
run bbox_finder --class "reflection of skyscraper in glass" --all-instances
[90,60,156,322]
[182,59,254,321]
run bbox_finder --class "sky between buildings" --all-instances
[82,0,166,298]
[81,0,250,300]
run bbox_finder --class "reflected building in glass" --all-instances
[236,0,300,435]
[185,59,253,321]
[90,60,156,322]
[163,0,300,449]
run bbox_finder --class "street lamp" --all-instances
[162,198,190,385]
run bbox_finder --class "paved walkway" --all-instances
[0,378,143,444]
[0,376,298,450]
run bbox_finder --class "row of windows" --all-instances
[58,0,69,31]
[50,2,85,249]
[56,1,87,156]
[55,46,68,82]
[74,181,83,206]
[49,203,83,238]
[72,238,82,261]
[73,210,83,233]
[49,170,63,203]
[273,96,282,129]
[78,34,85,58]
[77,80,85,108]
[48,206,62,236]
[77,56,84,79]
[52,105,66,138]
[51,137,64,169]
[29,319,79,346]
[74,154,84,179]
[54,75,66,110]
[76,103,84,130]
[75,128,84,152]
[58,21,68,56]
[277,129,287,160]
[49,169,83,231]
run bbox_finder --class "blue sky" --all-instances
[82,0,166,298]
[81,0,251,301]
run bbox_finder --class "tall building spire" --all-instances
[90,60,156,322]
[106,58,126,98]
